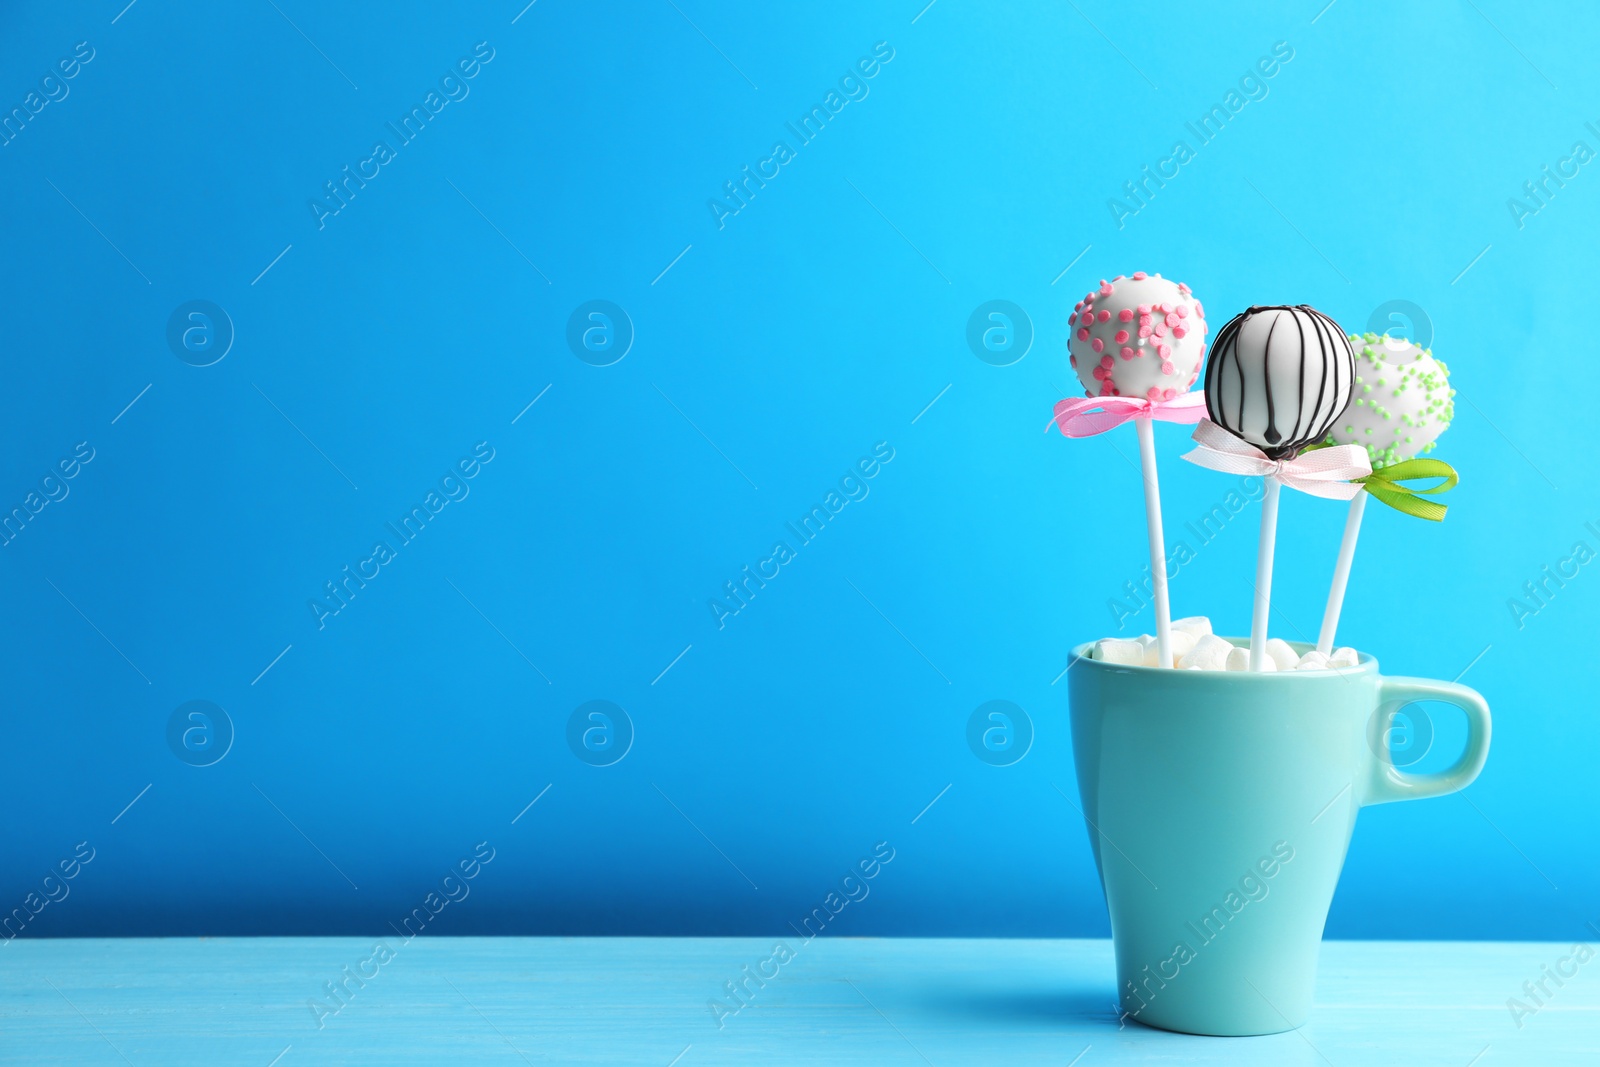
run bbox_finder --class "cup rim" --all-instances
[1068,636,1378,679]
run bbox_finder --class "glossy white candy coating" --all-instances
[1327,333,1454,468]
[1205,305,1355,459]
[1068,272,1209,401]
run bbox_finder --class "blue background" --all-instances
[0,0,1591,941]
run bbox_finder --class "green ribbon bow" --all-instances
[1357,458,1458,521]
[1302,443,1459,520]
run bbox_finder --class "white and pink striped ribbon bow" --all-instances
[1180,419,1372,500]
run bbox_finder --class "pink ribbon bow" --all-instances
[1180,419,1372,500]
[1052,391,1208,438]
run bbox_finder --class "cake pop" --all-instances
[1068,273,1209,402]
[1315,332,1458,654]
[1056,271,1211,669]
[1187,303,1365,671]
[1204,305,1355,459]
[1327,332,1454,468]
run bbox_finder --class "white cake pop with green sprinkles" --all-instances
[1327,332,1454,468]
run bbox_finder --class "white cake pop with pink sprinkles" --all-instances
[1068,272,1209,401]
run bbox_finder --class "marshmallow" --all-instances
[1224,646,1278,672]
[1099,629,1359,673]
[1265,638,1299,672]
[1179,633,1233,671]
[1095,638,1145,665]
[1138,630,1198,668]
[1137,635,1161,667]
[1295,650,1331,671]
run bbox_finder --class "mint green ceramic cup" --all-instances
[1066,639,1490,1036]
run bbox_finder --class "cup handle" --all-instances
[1364,677,1492,806]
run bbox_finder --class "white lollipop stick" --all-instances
[1249,475,1281,671]
[1134,416,1172,668]
[1317,488,1367,655]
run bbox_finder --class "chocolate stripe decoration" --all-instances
[1203,305,1355,460]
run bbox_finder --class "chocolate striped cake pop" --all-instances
[1068,272,1208,401]
[1204,305,1354,459]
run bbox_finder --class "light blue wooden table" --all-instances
[1,937,1590,1064]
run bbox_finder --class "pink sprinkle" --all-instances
[1138,304,1151,315]
[1177,282,1190,295]
[1093,365,1107,380]
[1176,305,1189,319]
[1147,387,1161,400]
[1110,385,1122,396]
[1118,308,1134,323]
[1132,271,1147,280]
[1158,343,1171,357]
[1173,325,1187,339]
[1195,302,1205,319]
[1092,338,1105,353]
[1097,309,1111,323]
[1113,274,1125,282]
[1161,360,1175,375]
[1139,314,1153,327]
[1165,312,1179,327]
[1070,354,1078,367]
[1120,346,1136,360]
[1100,283,1113,296]
[1163,388,1178,400]
[1138,325,1152,339]
[1100,381,1114,396]
[1153,325,1166,338]
[1114,330,1129,344]
[1077,328,1089,341]
[1068,313,1077,326]
[1099,354,1113,368]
